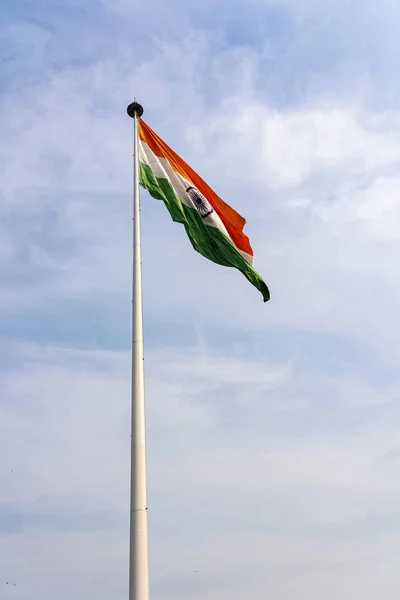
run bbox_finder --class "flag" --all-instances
[138,119,270,302]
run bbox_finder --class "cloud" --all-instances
[2,340,400,600]
[3,0,400,598]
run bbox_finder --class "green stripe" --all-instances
[139,162,270,302]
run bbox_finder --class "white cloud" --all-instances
[2,341,400,599]
[3,3,400,598]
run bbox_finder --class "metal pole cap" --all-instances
[127,101,144,118]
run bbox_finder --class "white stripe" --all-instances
[139,140,253,264]
[139,141,193,208]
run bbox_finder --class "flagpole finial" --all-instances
[127,101,144,118]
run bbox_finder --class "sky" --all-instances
[2,0,400,598]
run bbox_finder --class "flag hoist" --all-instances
[127,100,150,600]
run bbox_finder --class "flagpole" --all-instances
[126,100,150,600]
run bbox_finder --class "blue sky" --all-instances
[2,0,400,598]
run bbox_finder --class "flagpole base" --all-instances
[127,102,144,118]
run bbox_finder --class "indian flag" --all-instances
[138,119,270,302]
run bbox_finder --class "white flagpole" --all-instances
[126,100,150,600]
